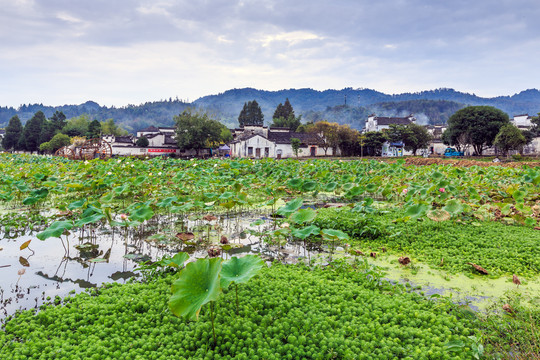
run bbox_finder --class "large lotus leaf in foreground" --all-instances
[220,255,265,290]
[169,258,222,321]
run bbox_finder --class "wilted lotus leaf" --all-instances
[427,209,451,222]
[220,235,229,244]
[207,247,221,257]
[176,232,195,242]
[203,215,218,222]
[467,262,489,275]
[398,256,411,265]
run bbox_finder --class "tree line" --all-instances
[442,106,539,156]
[2,111,128,153]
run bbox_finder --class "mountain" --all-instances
[1,88,539,133]
[194,87,540,129]
[0,99,190,133]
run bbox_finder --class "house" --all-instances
[425,125,448,155]
[229,125,330,158]
[365,114,416,132]
[363,114,418,157]
[102,126,182,156]
[511,114,534,130]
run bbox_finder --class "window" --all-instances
[248,147,253,156]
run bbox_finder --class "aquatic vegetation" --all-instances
[0,262,480,359]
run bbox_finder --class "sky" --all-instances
[1,0,539,108]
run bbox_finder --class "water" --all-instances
[0,211,322,321]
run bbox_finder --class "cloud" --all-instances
[0,0,539,106]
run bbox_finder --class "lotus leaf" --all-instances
[220,255,264,289]
[169,257,223,321]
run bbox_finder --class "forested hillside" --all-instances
[2,88,539,133]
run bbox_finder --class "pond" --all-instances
[0,210,323,322]
[2,208,538,322]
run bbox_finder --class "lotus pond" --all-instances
[0,154,539,359]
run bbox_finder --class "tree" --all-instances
[20,111,46,152]
[238,100,264,127]
[291,138,301,158]
[86,119,102,138]
[40,133,71,153]
[271,114,302,132]
[493,124,527,156]
[175,109,227,156]
[136,136,149,147]
[2,115,23,151]
[402,123,432,155]
[307,121,339,155]
[444,106,509,155]
[49,111,67,131]
[273,98,295,120]
[362,131,386,156]
[271,99,301,131]
[62,115,90,137]
[101,118,128,136]
[336,125,360,156]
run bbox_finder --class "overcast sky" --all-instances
[1,0,539,107]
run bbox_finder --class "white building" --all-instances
[365,114,416,132]
[511,114,534,130]
[229,125,330,158]
[103,126,181,157]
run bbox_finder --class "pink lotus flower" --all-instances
[120,213,128,220]
[402,189,408,194]
[439,187,445,193]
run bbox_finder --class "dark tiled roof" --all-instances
[140,125,159,132]
[115,136,134,144]
[268,131,323,145]
[374,117,414,126]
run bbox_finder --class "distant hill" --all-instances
[1,88,539,133]
[0,99,190,133]
[194,87,540,129]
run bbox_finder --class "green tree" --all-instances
[62,115,90,137]
[444,106,509,155]
[493,124,527,156]
[136,136,149,147]
[362,131,386,156]
[50,111,67,131]
[307,121,340,156]
[175,109,227,156]
[273,98,295,120]
[271,99,301,131]
[86,119,102,138]
[403,123,432,155]
[101,118,128,136]
[40,120,58,145]
[271,114,302,132]
[290,138,301,158]
[2,115,23,151]
[238,100,264,127]
[40,133,71,153]
[20,111,46,152]
[336,124,360,156]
